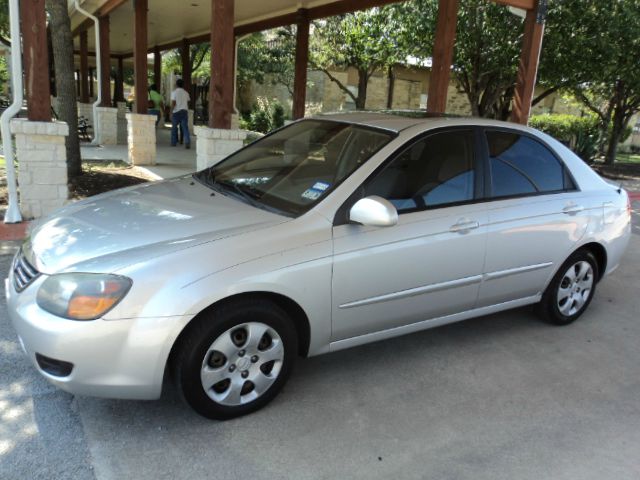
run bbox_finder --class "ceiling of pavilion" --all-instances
[71,0,360,54]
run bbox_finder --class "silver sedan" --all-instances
[6,113,631,419]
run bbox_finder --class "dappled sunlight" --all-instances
[0,396,37,459]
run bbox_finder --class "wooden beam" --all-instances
[133,0,149,114]
[511,0,546,124]
[72,0,127,36]
[427,0,458,114]
[181,38,192,108]
[21,0,51,121]
[99,15,112,107]
[153,46,161,88]
[76,69,81,97]
[79,29,90,103]
[210,0,234,129]
[292,9,310,120]
[115,57,125,103]
[89,67,94,98]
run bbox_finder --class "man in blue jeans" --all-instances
[171,79,191,149]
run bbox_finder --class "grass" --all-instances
[616,152,640,164]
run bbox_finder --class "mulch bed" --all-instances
[0,161,157,206]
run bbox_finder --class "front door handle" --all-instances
[563,204,584,215]
[450,219,480,234]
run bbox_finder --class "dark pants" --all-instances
[171,110,190,146]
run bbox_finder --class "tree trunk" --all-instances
[46,0,81,178]
[386,65,395,109]
[356,68,368,110]
[604,106,626,165]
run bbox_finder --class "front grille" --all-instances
[12,249,40,292]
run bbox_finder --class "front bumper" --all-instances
[6,269,191,400]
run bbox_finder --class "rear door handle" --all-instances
[562,204,584,215]
[450,219,480,233]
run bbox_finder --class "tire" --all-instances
[172,298,297,420]
[536,250,599,326]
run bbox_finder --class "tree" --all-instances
[538,0,640,164]
[311,7,408,110]
[396,0,523,119]
[237,30,296,96]
[46,0,81,178]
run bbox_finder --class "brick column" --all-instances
[95,107,118,145]
[10,119,69,219]
[195,126,246,171]
[126,113,156,165]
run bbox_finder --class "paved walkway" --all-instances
[80,125,196,180]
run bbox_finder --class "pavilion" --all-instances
[9,0,545,219]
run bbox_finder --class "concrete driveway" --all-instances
[1,203,639,480]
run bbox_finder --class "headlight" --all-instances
[36,273,132,320]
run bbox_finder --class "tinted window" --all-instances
[365,130,475,212]
[487,131,565,198]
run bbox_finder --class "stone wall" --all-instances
[241,65,580,119]
[10,119,68,219]
[195,126,247,171]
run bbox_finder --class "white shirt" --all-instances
[171,88,190,113]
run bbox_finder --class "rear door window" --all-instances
[486,131,567,198]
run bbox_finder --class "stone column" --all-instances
[116,101,128,144]
[10,119,68,219]
[188,109,194,135]
[95,107,118,145]
[126,113,156,165]
[195,126,246,171]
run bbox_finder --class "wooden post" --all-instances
[20,0,51,121]
[511,0,546,125]
[210,0,234,129]
[153,45,162,88]
[76,69,81,96]
[133,0,148,114]
[292,8,310,120]
[99,15,112,107]
[181,38,192,108]
[426,0,458,114]
[79,29,90,103]
[115,57,124,103]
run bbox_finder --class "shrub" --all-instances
[244,97,287,134]
[529,114,601,163]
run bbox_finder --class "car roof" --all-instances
[312,111,534,135]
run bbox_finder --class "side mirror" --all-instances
[349,196,398,227]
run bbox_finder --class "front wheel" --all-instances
[537,250,599,326]
[172,299,297,420]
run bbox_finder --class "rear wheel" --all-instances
[537,250,599,325]
[172,299,297,420]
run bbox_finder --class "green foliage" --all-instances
[162,43,211,79]
[529,114,601,162]
[237,30,296,93]
[311,6,411,108]
[241,97,286,134]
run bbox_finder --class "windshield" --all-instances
[194,120,395,216]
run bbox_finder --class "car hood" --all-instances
[25,176,289,274]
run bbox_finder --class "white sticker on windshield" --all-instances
[301,188,323,201]
[312,181,330,191]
